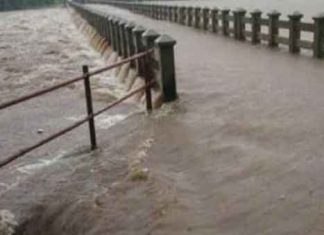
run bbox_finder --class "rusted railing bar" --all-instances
[88,49,152,77]
[0,81,154,169]
[0,50,152,111]
[0,75,85,110]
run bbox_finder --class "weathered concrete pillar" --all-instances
[104,15,110,44]
[179,6,185,25]
[251,9,262,44]
[194,7,201,28]
[109,17,117,51]
[211,7,219,33]
[187,6,193,26]
[233,8,246,40]
[174,6,178,22]
[168,6,173,21]
[202,7,210,30]
[133,25,146,75]
[288,11,303,53]
[125,21,136,59]
[119,20,128,58]
[268,10,281,47]
[143,29,160,48]
[221,8,230,36]
[155,35,177,102]
[313,13,324,58]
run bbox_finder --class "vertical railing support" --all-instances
[142,29,160,112]
[221,8,230,36]
[251,9,262,44]
[119,20,128,58]
[288,11,303,54]
[133,25,146,76]
[194,7,201,28]
[233,8,246,40]
[202,7,210,31]
[82,65,97,151]
[125,21,136,62]
[187,6,193,27]
[211,7,219,33]
[313,13,324,58]
[155,35,177,102]
[268,10,281,47]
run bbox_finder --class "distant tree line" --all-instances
[0,0,65,11]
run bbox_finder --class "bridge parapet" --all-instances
[90,0,324,59]
[69,1,178,102]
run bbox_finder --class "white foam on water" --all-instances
[0,210,17,235]
[17,151,66,175]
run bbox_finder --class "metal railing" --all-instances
[0,49,154,168]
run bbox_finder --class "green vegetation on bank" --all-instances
[0,0,65,11]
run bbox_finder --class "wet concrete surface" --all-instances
[1,3,324,235]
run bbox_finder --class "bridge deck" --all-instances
[88,4,324,235]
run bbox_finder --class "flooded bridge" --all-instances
[1,1,324,234]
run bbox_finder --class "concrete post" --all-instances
[125,21,136,59]
[187,6,193,26]
[233,8,246,40]
[194,7,201,28]
[133,25,146,76]
[211,7,219,33]
[313,13,324,58]
[109,17,117,51]
[174,6,178,22]
[179,6,185,25]
[202,7,210,30]
[251,9,262,44]
[143,29,160,49]
[268,10,281,47]
[288,11,303,53]
[155,35,177,102]
[221,8,230,36]
[119,20,128,58]
[168,6,173,21]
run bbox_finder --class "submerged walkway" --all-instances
[88,4,324,235]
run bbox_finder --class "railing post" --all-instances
[187,6,193,27]
[114,18,123,55]
[202,7,210,31]
[194,7,201,28]
[288,11,303,54]
[313,13,324,58]
[168,6,173,21]
[179,6,185,25]
[142,29,160,112]
[268,10,281,47]
[119,20,128,58]
[221,8,230,36]
[155,35,177,102]
[125,21,136,61]
[108,17,117,51]
[82,65,97,151]
[233,8,246,40]
[211,7,219,33]
[174,6,178,22]
[251,9,262,44]
[133,25,146,76]
[104,15,111,45]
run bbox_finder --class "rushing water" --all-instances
[153,0,324,21]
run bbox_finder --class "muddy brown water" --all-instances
[1,3,324,235]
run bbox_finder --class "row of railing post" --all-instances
[70,1,178,102]
[105,1,324,58]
